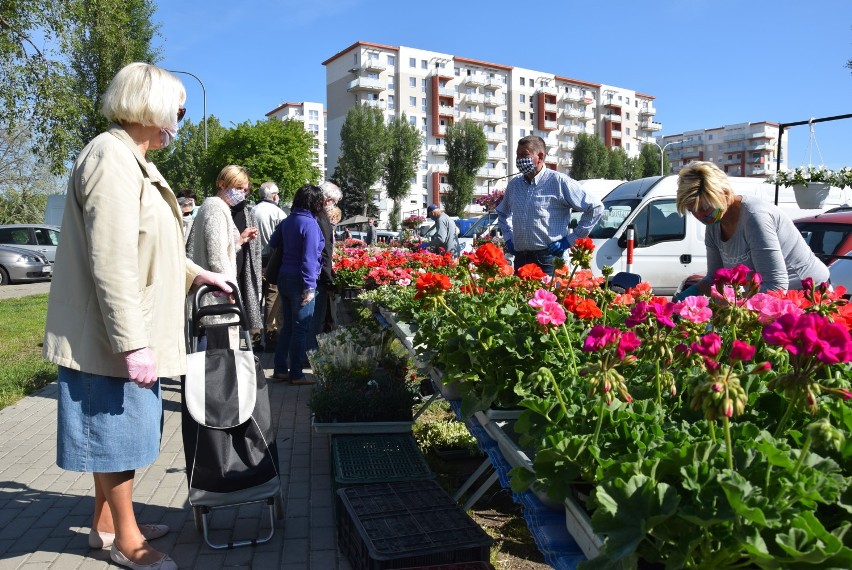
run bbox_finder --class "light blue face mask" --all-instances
[223,188,246,207]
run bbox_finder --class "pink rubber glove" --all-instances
[193,269,233,297]
[124,347,158,388]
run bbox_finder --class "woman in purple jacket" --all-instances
[268,184,325,383]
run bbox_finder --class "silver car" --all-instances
[0,244,52,285]
[0,224,60,263]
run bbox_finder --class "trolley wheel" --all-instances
[274,492,285,520]
[193,506,206,532]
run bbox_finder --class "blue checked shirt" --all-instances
[496,168,603,251]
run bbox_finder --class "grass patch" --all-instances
[0,294,56,409]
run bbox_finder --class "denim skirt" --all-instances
[56,366,163,472]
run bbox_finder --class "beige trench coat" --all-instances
[43,124,202,378]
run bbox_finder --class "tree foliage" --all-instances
[149,116,226,199]
[607,147,628,180]
[338,104,389,215]
[570,133,610,180]
[0,127,64,224]
[204,118,320,204]
[638,143,667,177]
[64,0,160,150]
[383,113,422,229]
[444,121,487,216]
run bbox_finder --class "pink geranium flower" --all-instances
[616,330,641,360]
[690,332,722,358]
[673,295,712,324]
[528,288,557,309]
[714,264,751,287]
[536,301,566,326]
[583,325,620,352]
[730,339,756,362]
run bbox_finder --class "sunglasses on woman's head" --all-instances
[177,107,186,122]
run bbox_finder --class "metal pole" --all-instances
[167,69,207,150]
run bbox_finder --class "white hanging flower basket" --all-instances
[792,182,831,209]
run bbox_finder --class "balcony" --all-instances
[639,120,662,131]
[431,145,448,155]
[566,124,583,134]
[543,119,558,130]
[544,102,558,113]
[478,167,503,177]
[580,97,596,107]
[559,140,576,151]
[602,114,622,122]
[362,99,387,110]
[360,59,387,72]
[465,111,486,122]
[564,107,582,118]
[348,77,384,92]
[749,142,773,151]
[438,87,455,97]
[581,110,595,120]
[750,167,768,175]
[287,113,305,121]
[487,150,504,161]
[486,77,504,88]
[464,72,487,86]
[639,104,656,116]
[538,84,557,96]
[611,129,622,139]
[465,92,485,104]
[559,156,573,167]
[483,95,504,107]
[563,90,583,102]
[483,114,501,124]
[485,131,505,142]
[438,105,455,117]
[436,125,448,136]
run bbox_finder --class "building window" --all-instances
[520,129,526,137]
[520,77,525,86]
[421,160,428,169]
[409,77,416,87]
[466,87,475,94]
[421,79,427,92]
[387,55,395,66]
[409,96,416,107]
[309,110,319,121]
[520,94,525,103]
[625,142,631,151]
[421,59,427,69]
[368,72,378,79]
[625,112,630,120]
[388,82,394,90]
[626,128,630,136]
[388,95,395,110]
[421,98,427,112]
[410,116,417,126]
[520,111,526,120]
[367,52,378,60]
[409,57,415,67]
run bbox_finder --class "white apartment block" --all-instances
[658,122,787,178]
[265,101,327,179]
[323,41,661,221]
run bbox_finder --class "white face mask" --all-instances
[223,188,246,206]
[160,127,177,148]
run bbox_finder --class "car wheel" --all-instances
[0,266,9,286]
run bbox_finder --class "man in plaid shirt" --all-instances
[497,136,603,275]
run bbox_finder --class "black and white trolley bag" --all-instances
[182,282,283,549]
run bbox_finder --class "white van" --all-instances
[587,175,849,295]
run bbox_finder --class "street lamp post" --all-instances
[636,137,684,176]
[168,69,207,150]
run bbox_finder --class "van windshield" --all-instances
[588,198,641,239]
[461,212,499,238]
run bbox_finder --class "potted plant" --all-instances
[765,165,845,208]
[402,214,426,230]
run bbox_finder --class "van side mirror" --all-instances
[617,235,627,249]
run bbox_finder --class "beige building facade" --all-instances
[658,122,787,177]
[323,41,661,221]
[265,101,327,178]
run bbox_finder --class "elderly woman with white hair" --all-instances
[43,62,231,570]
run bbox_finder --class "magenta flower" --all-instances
[616,330,641,360]
[673,295,712,324]
[730,340,756,362]
[536,301,566,326]
[690,332,722,358]
[528,288,558,309]
[583,325,620,352]
[647,300,676,328]
[625,301,649,328]
[763,312,852,364]
[714,264,751,286]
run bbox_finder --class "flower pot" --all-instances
[792,182,831,209]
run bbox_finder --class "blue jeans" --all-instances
[513,249,556,276]
[307,281,330,352]
[274,275,315,380]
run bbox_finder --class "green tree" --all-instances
[444,121,487,216]
[64,0,160,151]
[570,133,610,180]
[338,104,389,215]
[624,155,642,181]
[205,118,320,203]
[0,1,79,174]
[0,127,63,224]
[638,143,670,177]
[383,113,422,230]
[607,147,628,180]
[149,116,226,199]
[331,165,375,221]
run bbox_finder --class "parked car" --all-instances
[0,244,52,285]
[793,209,852,266]
[0,224,60,263]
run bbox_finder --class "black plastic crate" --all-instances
[333,434,434,486]
[337,481,493,570]
[396,563,495,570]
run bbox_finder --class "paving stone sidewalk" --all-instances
[0,352,352,569]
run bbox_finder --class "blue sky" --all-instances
[154,0,852,170]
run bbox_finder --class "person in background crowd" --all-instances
[497,135,603,276]
[426,203,459,256]
[227,174,263,349]
[43,62,231,570]
[308,181,342,352]
[673,160,829,300]
[177,197,194,241]
[253,181,286,350]
[268,184,325,384]
[179,188,198,219]
[188,165,258,349]
[328,206,342,226]
[365,217,377,245]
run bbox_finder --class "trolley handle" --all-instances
[192,281,249,332]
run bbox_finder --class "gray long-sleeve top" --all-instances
[698,195,829,292]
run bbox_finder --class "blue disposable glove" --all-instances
[505,239,516,255]
[546,235,573,256]
[673,284,700,302]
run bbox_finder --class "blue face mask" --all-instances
[698,206,724,225]
[516,156,536,176]
[223,188,246,207]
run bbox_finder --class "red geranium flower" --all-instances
[517,263,547,281]
[414,272,452,300]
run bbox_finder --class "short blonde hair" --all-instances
[676,161,731,215]
[101,63,186,129]
[216,165,250,191]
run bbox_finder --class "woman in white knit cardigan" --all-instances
[190,165,258,347]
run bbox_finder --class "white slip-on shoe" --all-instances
[88,523,169,549]
[109,544,178,570]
